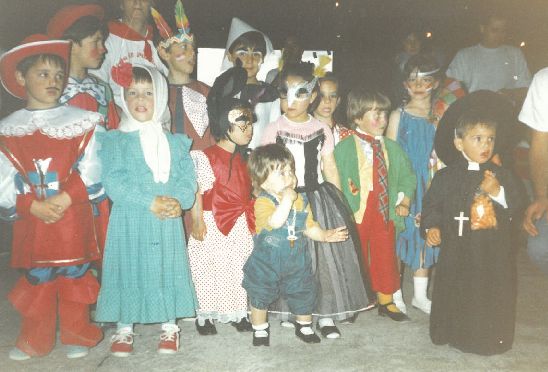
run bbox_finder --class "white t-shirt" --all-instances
[446,44,531,93]
[519,67,548,132]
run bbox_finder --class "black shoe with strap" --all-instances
[295,322,321,343]
[232,317,253,332]
[252,326,270,346]
[318,324,341,339]
[378,302,410,322]
[195,319,218,335]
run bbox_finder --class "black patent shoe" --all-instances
[295,323,321,343]
[378,302,410,322]
[318,324,341,339]
[195,319,218,335]
[232,317,253,332]
[252,326,270,346]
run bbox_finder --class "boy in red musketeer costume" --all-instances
[0,35,104,361]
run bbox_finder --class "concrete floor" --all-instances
[0,246,547,372]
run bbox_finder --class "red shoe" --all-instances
[110,328,134,357]
[158,324,180,354]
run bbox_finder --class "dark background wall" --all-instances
[1,0,547,252]
[1,0,547,115]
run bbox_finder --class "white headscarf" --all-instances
[118,64,171,183]
[220,17,274,72]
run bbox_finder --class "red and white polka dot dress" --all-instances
[187,148,254,322]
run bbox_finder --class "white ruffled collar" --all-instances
[0,105,102,139]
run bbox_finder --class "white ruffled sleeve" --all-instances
[77,126,106,202]
[190,150,215,194]
[0,151,17,220]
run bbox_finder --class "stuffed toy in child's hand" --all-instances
[470,193,497,230]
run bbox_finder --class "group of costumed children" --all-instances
[0,0,523,362]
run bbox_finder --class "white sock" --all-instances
[413,276,429,301]
[116,323,133,333]
[393,289,407,313]
[296,321,314,335]
[161,322,179,332]
[252,322,269,338]
[197,316,207,326]
[318,317,335,328]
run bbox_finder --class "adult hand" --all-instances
[523,197,548,236]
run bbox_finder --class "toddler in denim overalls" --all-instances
[243,144,349,346]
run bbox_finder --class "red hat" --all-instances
[47,4,105,39]
[0,34,71,99]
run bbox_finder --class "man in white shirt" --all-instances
[519,68,548,274]
[446,10,531,104]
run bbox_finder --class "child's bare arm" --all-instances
[322,153,341,190]
[426,227,441,246]
[190,190,207,240]
[305,225,349,243]
[386,110,401,141]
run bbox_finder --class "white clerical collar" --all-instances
[468,161,480,171]
[461,151,480,170]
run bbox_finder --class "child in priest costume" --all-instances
[421,91,525,355]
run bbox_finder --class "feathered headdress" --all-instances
[151,0,194,49]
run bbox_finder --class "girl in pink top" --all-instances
[261,62,375,339]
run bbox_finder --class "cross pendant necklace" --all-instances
[287,206,298,247]
[454,211,469,237]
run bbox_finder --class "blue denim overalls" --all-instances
[243,192,317,315]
